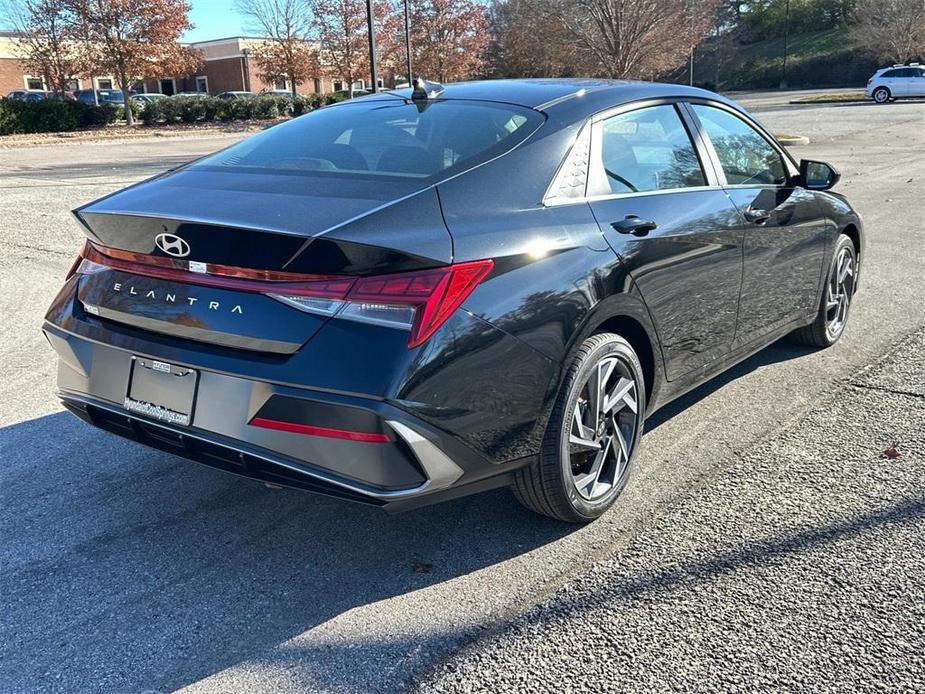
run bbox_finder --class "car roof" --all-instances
[364,78,741,121]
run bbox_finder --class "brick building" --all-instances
[1,33,356,96]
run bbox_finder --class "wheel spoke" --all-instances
[575,436,612,497]
[588,359,616,417]
[838,255,853,284]
[570,405,600,451]
[604,377,635,414]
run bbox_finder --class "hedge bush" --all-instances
[140,93,336,126]
[1,91,344,135]
[0,98,120,135]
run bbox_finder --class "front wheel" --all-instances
[872,87,891,104]
[791,234,857,347]
[513,333,646,523]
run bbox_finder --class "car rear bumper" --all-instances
[43,321,527,510]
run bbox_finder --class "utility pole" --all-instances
[366,0,379,93]
[781,0,791,88]
[404,0,412,86]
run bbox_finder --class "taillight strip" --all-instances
[84,243,355,298]
[249,417,391,443]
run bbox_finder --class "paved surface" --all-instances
[0,91,923,693]
[419,328,925,693]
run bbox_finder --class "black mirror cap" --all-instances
[800,159,841,191]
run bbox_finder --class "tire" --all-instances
[791,234,857,348]
[872,87,891,104]
[513,332,646,523]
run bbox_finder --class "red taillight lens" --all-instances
[77,241,493,348]
[347,260,494,347]
[65,241,89,280]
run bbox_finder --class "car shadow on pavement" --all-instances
[0,412,572,692]
[646,339,817,432]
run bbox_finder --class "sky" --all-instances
[183,0,250,43]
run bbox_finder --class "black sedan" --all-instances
[43,79,863,522]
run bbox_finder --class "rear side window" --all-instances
[193,99,543,181]
[692,104,787,186]
[593,104,706,194]
[881,69,902,78]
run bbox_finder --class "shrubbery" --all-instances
[0,98,121,136]
[0,91,342,135]
[140,93,334,126]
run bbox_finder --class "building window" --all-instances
[158,78,176,96]
[333,80,343,92]
[96,78,113,90]
[274,78,289,91]
[65,78,80,91]
[25,77,44,90]
[195,76,208,93]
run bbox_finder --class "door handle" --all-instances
[743,207,771,224]
[611,215,657,236]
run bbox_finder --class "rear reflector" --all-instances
[77,241,494,348]
[249,417,390,443]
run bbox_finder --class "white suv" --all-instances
[866,64,925,103]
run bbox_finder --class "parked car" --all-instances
[74,89,128,106]
[171,92,207,99]
[43,79,863,523]
[866,63,925,103]
[331,88,371,100]
[216,91,256,100]
[5,89,54,102]
[131,93,167,106]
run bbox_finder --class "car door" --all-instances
[906,67,925,96]
[881,68,904,96]
[687,102,827,342]
[585,101,746,380]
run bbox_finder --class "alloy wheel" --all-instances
[568,357,639,501]
[825,246,855,340]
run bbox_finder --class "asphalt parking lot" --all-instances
[1,91,923,693]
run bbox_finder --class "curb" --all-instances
[776,134,811,146]
[788,98,868,105]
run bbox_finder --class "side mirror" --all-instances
[800,159,840,190]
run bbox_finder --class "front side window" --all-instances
[594,104,706,194]
[193,99,543,181]
[692,104,787,186]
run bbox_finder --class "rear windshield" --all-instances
[192,98,543,181]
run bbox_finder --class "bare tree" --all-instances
[311,0,368,95]
[407,0,489,82]
[235,0,317,94]
[851,0,925,65]
[489,0,718,80]
[488,0,589,77]
[3,0,85,93]
[68,0,200,125]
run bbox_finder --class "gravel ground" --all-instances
[419,329,925,693]
[0,92,923,693]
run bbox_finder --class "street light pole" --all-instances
[366,0,379,93]
[404,0,412,86]
[781,0,791,88]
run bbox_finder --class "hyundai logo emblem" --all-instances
[154,232,191,258]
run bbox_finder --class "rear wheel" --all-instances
[513,333,646,523]
[791,234,857,347]
[872,87,891,103]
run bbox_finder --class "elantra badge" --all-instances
[155,232,191,258]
